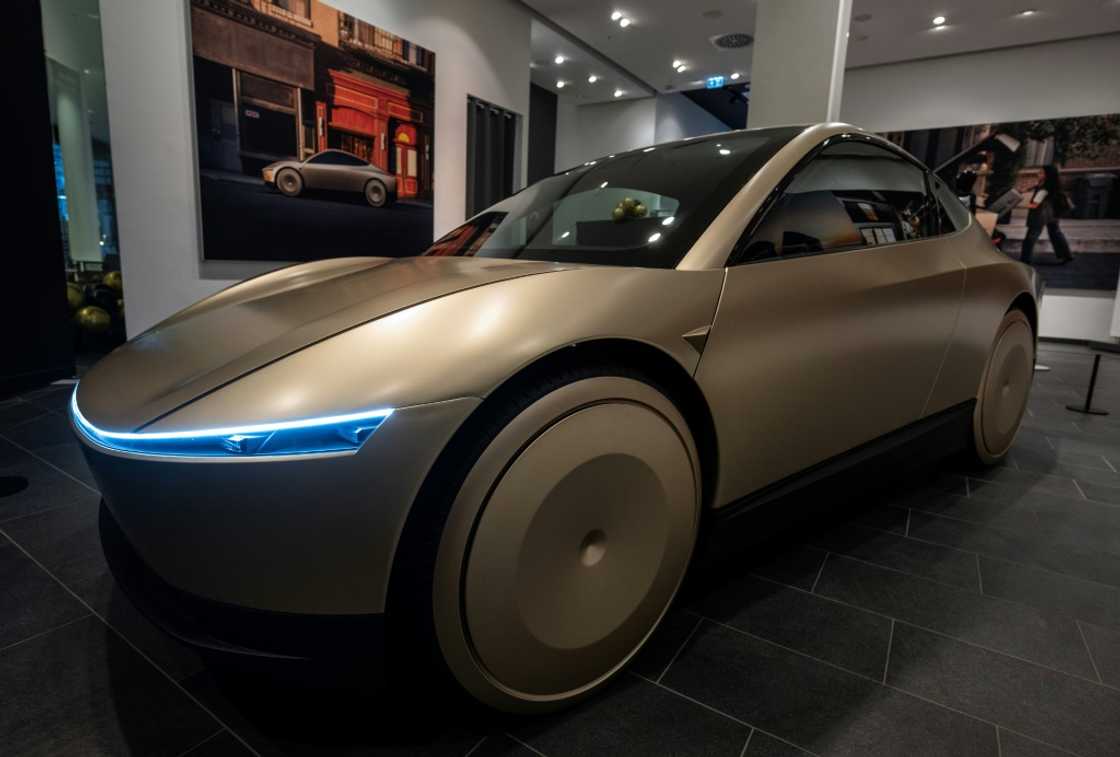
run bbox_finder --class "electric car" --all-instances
[262,149,397,207]
[73,123,1038,713]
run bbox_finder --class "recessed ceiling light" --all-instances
[932,15,947,25]
[1017,8,1037,16]
[672,59,683,68]
[619,17,632,27]
[556,80,566,89]
[676,64,687,73]
[613,89,624,98]
[730,72,741,80]
[588,74,599,83]
[611,10,623,21]
[554,55,566,65]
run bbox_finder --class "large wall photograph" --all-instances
[190,0,434,262]
[881,114,1120,291]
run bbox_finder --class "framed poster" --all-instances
[190,0,434,262]
[881,114,1120,291]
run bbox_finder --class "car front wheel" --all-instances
[400,364,701,713]
[275,168,303,197]
[968,309,1034,465]
[365,179,390,208]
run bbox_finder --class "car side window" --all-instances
[307,152,366,166]
[930,174,972,233]
[738,141,938,264]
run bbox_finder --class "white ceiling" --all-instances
[526,0,1120,103]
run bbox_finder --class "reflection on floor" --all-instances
[3,343,1120,756]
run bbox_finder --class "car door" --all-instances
[301,152,356,191]
[695,139,965,505]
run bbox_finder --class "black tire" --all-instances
[387,360,700,712]
[275,168,303,197]
[365,179,389,208]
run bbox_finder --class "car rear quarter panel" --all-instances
[922,222,1035,415]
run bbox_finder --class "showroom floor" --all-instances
[3,343,1120,756]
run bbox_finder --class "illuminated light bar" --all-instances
[70,389,392,458]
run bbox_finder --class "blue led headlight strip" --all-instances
[70,389,392,458]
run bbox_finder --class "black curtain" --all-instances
[466,96,518,217]
[2,0,74,395]
[528,83,558,185]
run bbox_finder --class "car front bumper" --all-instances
[78,397,479,618]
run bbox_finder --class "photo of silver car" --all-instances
[262,149,398,207]
[72,122,1038,714]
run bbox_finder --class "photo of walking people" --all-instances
[190,0,435,262]
[881,113,1120,291]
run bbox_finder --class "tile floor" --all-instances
[3,343,1120,756]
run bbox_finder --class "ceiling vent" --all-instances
[711,32,754,50]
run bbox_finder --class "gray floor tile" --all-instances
[815,554,1097,679]
[0,616,220,756]
[887,623,1120,757]
[469,734,539,756]
[513,674,749,757]
[181,730,255,757]
[0,401,48,429]
[853,504,909,534]
[0,456,97,523]
[1,413,77,452]
[184,668,489,756]
[1076,479,1120,506]
[965,466,1083,497]
[1012,447,1114,472]
[1079,621,1120,687]
[693,573,891,679]
[749,544,827,592]
[0,538,88,649]
[32,441,97,489]
[661,621,997,757]
[999,729,1082,757]
[902,491,1031,530]
[978,556,1120,629]
[908,510,1120,589]
[629,608,702,680]
[809,522,980,590]
[743,731,813,757]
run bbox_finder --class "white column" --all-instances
[747,0,852,129]
[50,59,102,263]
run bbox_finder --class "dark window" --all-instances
[738,140,938,263]
[307,151,367,166]
[425,126,801,268]
[930,174,972,233]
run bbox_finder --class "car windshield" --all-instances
[424,127,801,268]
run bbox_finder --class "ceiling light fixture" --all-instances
[1017,8,1037,16]
[554,55,566,65]
[672,59,683,68]
[932,15,947,25]
[619,17,632,28]
[611,10,623,21]
[556,80,566,89]
[588,74,599,83]
[676,64,687,73]
[613,89,624,98]
[730,72,741,80]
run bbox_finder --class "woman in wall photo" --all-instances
[1020,163,1074,265]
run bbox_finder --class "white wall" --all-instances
[842,34,1120,133]
[653,93,730,144]
[101,0,532,336]
[843,33,1120,341]
[555,93,727,170]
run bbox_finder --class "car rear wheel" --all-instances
[968,309,1034,465]
[365,179,389,208]
[275,168,303,197]
[402,365,701,713]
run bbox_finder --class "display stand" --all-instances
[1067,341,1120,415]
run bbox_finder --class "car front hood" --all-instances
[76,256,567,431]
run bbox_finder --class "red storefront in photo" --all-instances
[318,68,432,200]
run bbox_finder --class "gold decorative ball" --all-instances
[66,282,83,310]
[622,197,638,212]
[612,205,626,222]
[634,202,648,217]
[103,270,123,293]
[76,305,112,334]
